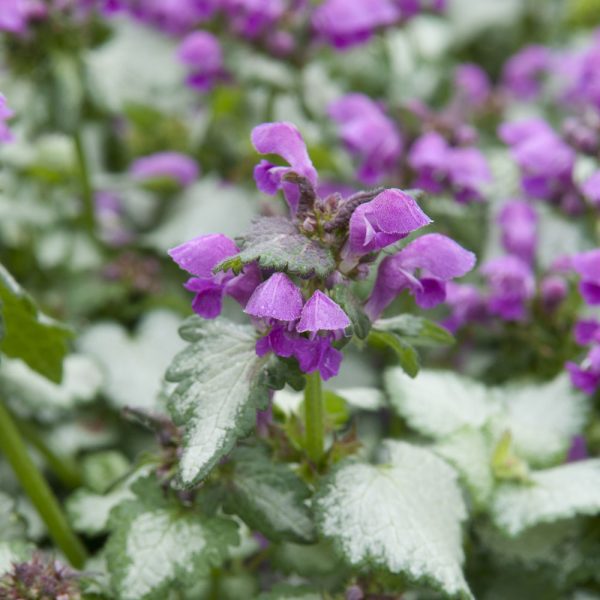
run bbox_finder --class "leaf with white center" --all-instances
[434,428,494,508]
[79,310,185,411]
[491,459,600,536]
[493,375,589,467]
[166,316,270,487]
[224,446,315,544]
[216,216,336,278]
[385,368,497,439]
[107,478,239,600]
[316,441,472,599]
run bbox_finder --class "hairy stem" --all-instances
[304,371,324,463]
[73,131,95,237]
[0,400,88,568]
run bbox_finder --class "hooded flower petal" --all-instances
[168,234,238,278]
[185,278,224,319]
[130,152,199,187]
[293,335,343,380]
[348,189,431,255]
[296,290,350,333]
[244,272,304,321]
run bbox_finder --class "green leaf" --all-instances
[216,217,336,278]
[0,492,27,541]
[166,316,271,487]
[316,441,472,599]
[107,478,239,600]
[258,584,322,600]
[0,541,34,577]
[224,446,316,543]
[491,459,600,536]
[373,314,455,347]
[0,263,71,383]
[368,331,420,377]
[330,285,371,339]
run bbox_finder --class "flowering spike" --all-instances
[244,272,304,321]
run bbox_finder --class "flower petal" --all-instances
[296,290,350,332]
[244,272,304,321]
[168,234,238,278]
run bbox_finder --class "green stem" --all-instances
[0,400,88,568]
[304,371,324,463]
[73,131,95,237]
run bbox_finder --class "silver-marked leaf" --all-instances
[217,216,336,278]
[106,478,239,600]
[316,441,472,599]
[374,315,455,347]
[385,368,497,438]
[166,316,270,487]
[224,446,315,544]
[492,459,600,536]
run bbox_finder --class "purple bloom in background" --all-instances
[296,290,350,333]
[130,152,199,187]
[120,0,215,34]
[0,0,27,33]
[497,200,538,264]
[572,249,600,305]
[442,282,486,333]
[365,233,476,319]
[329,94,402,185]
[245,272,304,321]
[540,275,568,312]
[566,345,600,395]
[252,122,318,214]
[574,319,600,345]
[347,189,430,256]
[498,118,554,146]
[221,0,284,38]
[481,255,535,321]
[169,234,259,318]
[580,171,600,208]
[0,94,14,142]
[408,132,448,194]
[454,63,491,108]
[502,45,550,100]
[446,147,491,203]
[563,36,600,112]
[178,31,224,92]
[566,435,588,462]
[312,0,399,49]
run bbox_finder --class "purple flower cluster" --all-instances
[170,122,475,380]
[178,31,225,92]
[567,308,600,395]
[129,152,199,187]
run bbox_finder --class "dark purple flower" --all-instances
[312,0,399,49]
[442,282,486,333]
[540,275,568,312]
[221,0,284,38]
[328,94,402,185]
[347,189,431,256]
[293,334,343,380]
[497,200,538,264]
[566,435,588,462]
[580,171,600,208]
[454,63,491,108]
[130,152,199,187]
[252,122,318,214]
[566,345,600,395]
[574,319,600,346]
[244,272,304,321]
[365,233,476,319]
[502,45,550,100]
[0,94,14,142]
[296,290,350,333]
[481,255,535,321]
[572,250,600,305]
[178,31,224,92]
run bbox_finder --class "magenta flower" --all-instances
[540,275,568,312]
[178,31,224,92]
[566,346,600,395]
[497,200,538,265]
[130,152,199,187]
[347,189,431,256]
[566,435,588,462]
[0,94,14,142]
[498,118,554,146]
[312,0,399,49]
[328,94,402,185]
[252,122,318,214]
[118,0,215,34]
[296,290,350,333]
[454,63,491,108]
[0,0,27,33]
[221,0,284,39]
[244,272,304,322]
[580,171,600,208]
[442,282,487,333]
[572,250,600,305]
[574,319,600,346]
[481,255,535,321]
[365,233,476,319]
[501,45,550,100]
[169,234,260,318]
[446,147,491,203]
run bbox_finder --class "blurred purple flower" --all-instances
[502,45,550,100]
[454,63,491,108]
[130,152,199,187]
[574,319,600,346]
[329,94,402,185]
[572,249,600,305]
[481,255,535,321]
[244,272,304,321]
[566,435,588,462]
[498,117,554,146]
[365,233,476,319]
[566,345,600,395]
[580,171,600,208]
[442,282,486,333]
[221,0,284,38]
[563,36,600,112]
[0,0,27,33]
[540,275,568,312]
[447,147,491,203]
[178,31,224,92]
[0,94,14,142]
[497,200,538,264]
[296,290,350,333]
[252,121,318,214]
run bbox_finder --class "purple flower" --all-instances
[346,188,431,256]
[408,132,448,194]
[328,94,402,185]
[481,255,535,321]
[502,45,550,100]
[574,319,600,346]
[244,272,304,322]
[572,250,600,305]
[454,63,491,108]
[0,94,14,142]
[252,122,318,214]
[169,234,260,318]
[365,233,476,319]
[0,0,27,33]
[221,0,284,38]
[178,31,224,92]
[566,435,588,462]
[296,290,350,333]
[540,275,568,312]
[119,0,215,34]
[566,345,600,395]
[498,118,554,146]
[563,37,600,112]
[130,152,199,187]
[446,147,491,203]
[497,200,538,265]
[312,0,399,49]
[580,171,600,208]
[442,282,486,333]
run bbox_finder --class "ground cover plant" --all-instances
[0,0,600,598]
